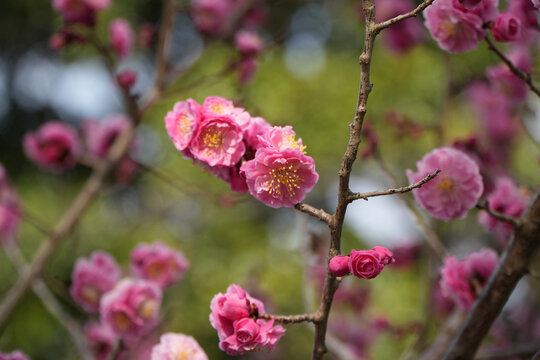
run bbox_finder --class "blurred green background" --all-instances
[0,0,539,359]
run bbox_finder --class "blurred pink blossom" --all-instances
[423,0,485,53]
[0,185,21,246]
[0,351,30,360]
[237,56,258,85]
[440,248,498,309]
[109,19,134,60]
[491,13,522,42]
[450,0,499,22]
[100,278,162,339]
[375,0,425,53]
[84,115,132,158]
[191,0,234,36]
[84,322,117,360]
[130,242,189,289]
[24,121,82,172]
[52,0,110,25]
[407,147,483,221]
[235,30,264,55]
[116,69,137,91]
[70,251,121,313]
[151,333,208,360]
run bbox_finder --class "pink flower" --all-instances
[375,0,425,53]
[209,284,285,356]
[486,49,531,104]
[84,322,117,360]
[83,115,132,158]
[200,96,251,129]
[130,242,189,289]
[116,69,137,91]
[189,116,246,167]
[240,147,319,208]
[0,185,21,246]
[440,248,498,309]
[258,126,306,153]
[329,255,351,277]
[244,116,271,150]
[0,351,30,360]
[191,0,235,36]
[235,30,265,55]
[164,99,202,154]
[70,251,121,313]
[451,0,499,22]
[24,121,82,172]
[348,250,385,279]
[423,0,485,53]
[52,0,107,25]
[109,19,134,60]
[372,246,395,265]
[478,177,529,238]
[406,147,483,221]
[532,0,540,9]
[491,13,522,42]
[100,278,162,339]
[151,333,208,360]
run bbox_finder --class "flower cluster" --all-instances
[0,164,21,246]
[439,248,499,309]
[209,284,285,355]
[151,333,208,360]
[69,242,189,358]
[0,351,30,360]
[407,147,483,221]
[24,116,139,183]
[329,246,395,279]
[165,96,319,208]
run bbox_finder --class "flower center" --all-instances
[176,114,193,138]
[440,22,455,37]
[80,285,100,306]
[147,262,166,280]
[437,176,455,193]
[174,349,194,360]
[282,133,306,153]
[138,299,158,319]
[202,127,225,151]
[267,164,302,196]
[113,311,132,332]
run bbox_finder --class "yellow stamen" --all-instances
[138,299,158,319]
[265,164,303,197]
[437,176,455,193]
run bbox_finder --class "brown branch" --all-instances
[475,344,540,360]
[475,201,521,227]
[374,0,436,33]
[258,312,318,324]
[441,190,540,360]
[294,203,333,225]
[349,170,440,202]
[2,243,93,360]
[418,311,467,360]
[484,36,540,98]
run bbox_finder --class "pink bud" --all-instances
[348,249,384,279]
[491,14,522,42]
[329,255,350,277]
[371,246,395,265]
[234,30,264,55]
[109,18,134,60]
[116,69,137,91]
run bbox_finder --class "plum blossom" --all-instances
[52,0,110,25]
[130,242,189,289]
[240,147,318,208]
[423,0,485,53]
[151,333,208,360]
[440,248,499,309]
[0,170,21,246]
[491,13,522,42]
[164,99,202,154]
[329,255,351,277]
[70,251,121,313]
[348,249,385,279]
[406,147,483,221]
[200,96,250,129]
[0,351,30,360]
[235,30,264,55]
[24,121,82,172]
[191,0,235,36]
[209,284,285,355]
[100,278,162,339]
[110,19,134,60]
[532,0,540,8]
[84,322,117,360]
[450,0,499,22]
[478,177,529,238]
[116,69,137,91]
[84,115,132,158]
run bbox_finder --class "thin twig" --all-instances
[258,313,318,324]
[484,36,540,98]
[2,243,93,360]
[475,201,521,227]
[374,0,436,33]
[349,170,440,202]
[294,203,333,225]
[475,344,540,360]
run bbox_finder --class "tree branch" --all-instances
[258,312,318,324]
[294,203,333,225]
[374,0,436,33]
[2,243,93,360]
[441,190,540,359]
[475,344,540,360]
[349,170,440,202]
[484,35,540,98]
[475,201,521,227]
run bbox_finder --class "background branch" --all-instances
[259,313,318,324]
